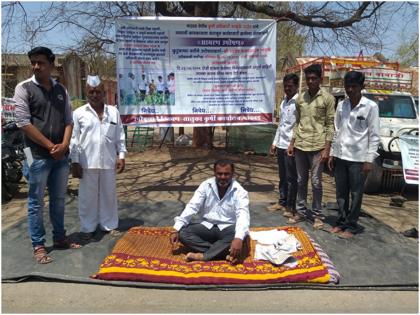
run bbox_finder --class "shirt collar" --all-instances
[31,75,57,87]
[86,103,107,116]
[210,177,238,199]
[345,96,368,109]
[284,93,298,104]
[305,87,324,100]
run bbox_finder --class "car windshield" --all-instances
[364,94,417,119]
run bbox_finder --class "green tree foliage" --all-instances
[395,35,419,67]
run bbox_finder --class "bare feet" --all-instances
[338,230,354,239]
[330,226,343,234]
[185,252,205,262]
[226,255,238,265]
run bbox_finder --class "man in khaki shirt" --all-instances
[287,64,335,229]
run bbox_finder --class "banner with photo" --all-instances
[116,17,277,127]
[399,134,419,184]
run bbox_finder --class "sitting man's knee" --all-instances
[178,227,191,244]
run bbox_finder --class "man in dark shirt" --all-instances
[14,46,80,264]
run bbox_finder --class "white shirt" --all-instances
[167,79,175,93]
[138,77,148,91]
[157,80,166,92]
[173,178,250,240]
[128,78,137,94]
[331,96,380,163]
[272,94,297,149]
[70,104,127,169]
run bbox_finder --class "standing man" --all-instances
[70,75,127,240]
[126,72,138,104]
[170,160,250,265]
[138,73,148,101]
[268,73,302,223]
[167,72,176,105]
[14,46,80,264]
[328,71,380,238]
[156,75,166,95]
[287,64,335,229]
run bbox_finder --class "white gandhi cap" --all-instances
[86,75,101,87]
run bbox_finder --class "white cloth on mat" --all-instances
[250,229,301,266]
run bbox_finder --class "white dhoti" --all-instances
[78,169,118,233]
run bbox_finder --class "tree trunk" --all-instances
[192,127,213,148]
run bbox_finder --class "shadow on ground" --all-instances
[2,198,418,290]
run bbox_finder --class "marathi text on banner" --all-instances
[399,134,419,184]
[116,17,277,127]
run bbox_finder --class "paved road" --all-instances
[2,282,418,313]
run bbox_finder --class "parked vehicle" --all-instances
[1,103,25,202]
[413,96,418,117]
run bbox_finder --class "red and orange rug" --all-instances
[92,226,339,285]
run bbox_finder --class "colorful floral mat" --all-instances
[92,226,339,285]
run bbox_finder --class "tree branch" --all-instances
[237,2,382,28]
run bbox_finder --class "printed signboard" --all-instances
[116,17,277,126]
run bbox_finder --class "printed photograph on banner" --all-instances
[119,70,175,107]
[116,17,277,127]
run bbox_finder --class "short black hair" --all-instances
[283,73,299,86]
[344,71,365,86]
[213,159,234,172]
[304,64,322,78]
[27,47,55,64]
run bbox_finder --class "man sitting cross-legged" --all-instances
[170,160,250,265]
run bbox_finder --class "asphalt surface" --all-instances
[2,145,419,313]
[2,282,419,313]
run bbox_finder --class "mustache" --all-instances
[216,178,232,186]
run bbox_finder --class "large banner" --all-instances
[116,17,277,126]
[399,134,419,184]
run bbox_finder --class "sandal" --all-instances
[108,229,122,237]
[313,218,324,230]
[288,215,304,224]
[283,211,294,218]
[79,232,94,241]
[338,231,354,239]
[53,237,82,249]
[33,245,53,264]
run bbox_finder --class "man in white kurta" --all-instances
[70,75,127,238]
[170,160,250,264]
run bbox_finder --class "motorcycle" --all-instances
[2,121,24,202]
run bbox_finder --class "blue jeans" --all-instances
[24,157,69,247]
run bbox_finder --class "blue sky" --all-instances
[2,1,419,59]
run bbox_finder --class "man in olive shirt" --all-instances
[287,64,335,229]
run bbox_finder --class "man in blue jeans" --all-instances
[14,46,81,264]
